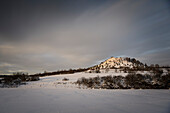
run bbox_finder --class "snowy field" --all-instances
[20,70,129,89]
[0,71,170,113]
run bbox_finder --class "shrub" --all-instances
[0,72,39,88]
[62,78,69,81]
[76,73,170,89]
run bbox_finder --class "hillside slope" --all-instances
[91,57,145,70]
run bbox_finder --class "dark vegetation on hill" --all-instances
[33,68,89,77]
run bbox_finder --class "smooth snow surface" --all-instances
[0,72,170,113]
[0,89,169,113]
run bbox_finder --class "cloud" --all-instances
[0,0,170,74]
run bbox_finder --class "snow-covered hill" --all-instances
[91,57,145,69]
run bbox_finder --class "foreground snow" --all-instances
[0,72,170,113]
[0,89,169,113]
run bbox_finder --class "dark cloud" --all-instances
[0,0,170,74]
[0,0,110,40]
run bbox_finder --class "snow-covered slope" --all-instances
[92,57,144,69]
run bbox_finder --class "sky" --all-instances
[0,0,170,74]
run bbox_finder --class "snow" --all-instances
[0,71,170,113]
[19,71,128,89]
[0,88,169,113]
[98,57,135,69]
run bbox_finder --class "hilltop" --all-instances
[90,57,146,71]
